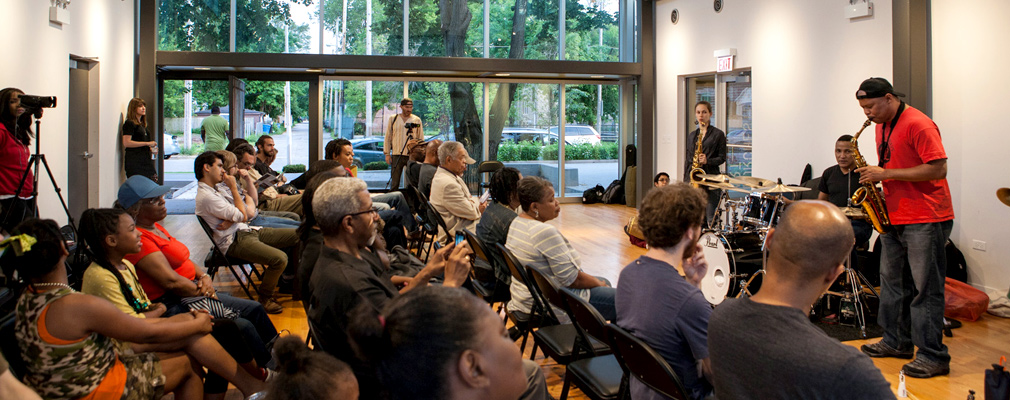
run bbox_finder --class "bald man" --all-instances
[708,201,895,400]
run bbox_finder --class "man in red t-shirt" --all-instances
[854,77,954,379]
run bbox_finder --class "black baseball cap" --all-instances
[856,77,905,99]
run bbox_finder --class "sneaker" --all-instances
[902,358,950,378]
[860,341,914,359]
[259,297,284,314]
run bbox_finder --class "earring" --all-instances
[534,210,539,219]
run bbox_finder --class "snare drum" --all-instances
[699,231,765,305]
[741,193,783,228]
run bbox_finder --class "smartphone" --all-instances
[479,189,491,204]
[455,231,466,246]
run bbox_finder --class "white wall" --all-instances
[0,0,135,223]
[655,0,892,180]
[932,0,1010,293]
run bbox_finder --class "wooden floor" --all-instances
[164,203,1009,400]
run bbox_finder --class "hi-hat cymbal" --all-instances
[757,183,812,193]
[736,176,777,189]
[998,188,1010,207]
[698,181,748,193]
[699,174,750,186]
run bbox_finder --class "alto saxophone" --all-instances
[689,124,706,188]
[851,119,892,234]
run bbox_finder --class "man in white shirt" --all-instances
[194,151,298,313]
[384,98,422,190]
[430,141,486,244]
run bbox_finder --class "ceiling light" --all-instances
[591,75,605,78]
[305,69,322,72]
[194,67,211,70]
[403,71,418,74]
[494,73,511,77]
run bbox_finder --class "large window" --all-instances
[561,84,620,196]
[157,0,636,61]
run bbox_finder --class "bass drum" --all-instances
[698,232,765,305]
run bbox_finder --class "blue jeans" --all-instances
[877,220,952,364]
[250,214,301,228]
[373,191,416,230]
[589,277,617,321]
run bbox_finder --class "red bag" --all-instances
[944,277,989,321]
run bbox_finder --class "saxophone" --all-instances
[689,123,706,188]
[851,119,892,234]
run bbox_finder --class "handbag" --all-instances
[181,296,239,319]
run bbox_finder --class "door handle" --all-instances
[82,152,94,159]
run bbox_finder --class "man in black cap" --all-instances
[854,77,954,378]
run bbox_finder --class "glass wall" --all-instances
[157,0,637,61]
[493,83,561,195]
[561,84,619,196]
[724,71,752,177]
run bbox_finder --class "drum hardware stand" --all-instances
[736,248,769,299]
[824,253,879,338]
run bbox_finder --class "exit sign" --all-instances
[717,55,734,72]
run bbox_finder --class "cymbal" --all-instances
[735,176,777,189]
[700,174,751,186]
[998,188,1010,207]
[757,183,812,193]
[698,181,748,193]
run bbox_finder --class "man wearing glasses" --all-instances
[854,77,954,379]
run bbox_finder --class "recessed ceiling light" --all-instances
[194,67,211,70]
[305,69,322,72]
[591,75,605,78]
[403,71,418,74]
[494,73,511,77]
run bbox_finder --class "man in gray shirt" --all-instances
[708,201,895,400]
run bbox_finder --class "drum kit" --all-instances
[695,173,810,305]
[695,173,881,337]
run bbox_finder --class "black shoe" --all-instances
[508,326,523,342]
[860,341,914,359]
[277,278,295,295]
[902,358,950,378]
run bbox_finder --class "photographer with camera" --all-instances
[122,97,158,181]
[0,88,41,234]
[384,98,422,190]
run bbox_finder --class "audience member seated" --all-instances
[2,218,266,400]
[296,168,346,304]
[217,151,300,229]
[475,167,522,288]
[260,336,359,400]
[194,151,299,313]
[115,175,280,366]
[325,138,417,232]
[417,138,442,198]
[252,135,286,184]
[616,183,712,400]
[405,140,427,189]
[708,201,895,399]
[233,143,304,216]
[430,141,485,243]
[78,208,271,399]
[303,177,473,397]
[623,172,670,249]
[325,138,357,176]
[506,176,617,321]
[349,286,548,400]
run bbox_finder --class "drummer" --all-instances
[817,134,873,249]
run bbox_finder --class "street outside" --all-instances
[164,121,619,213]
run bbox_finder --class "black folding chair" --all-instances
[462,229,510,312]
[412,189,440,262]
[195,215,262,299]
[561,289,624,400]
[496,243,552,354]
[426,201,452,247]
[478,160,504,190]
[525,264,610,365]
[606,324,689,400]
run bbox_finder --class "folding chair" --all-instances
[478,161,504,190]
[496,243,551,354]
[525,264,610,365]
[606,324,689,400]
[195,215,262,299]
[560,288,624,400]
[462,229,510,313]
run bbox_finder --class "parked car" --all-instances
[547,125,602,145]
[350,137,387,169]
[500,127,569,145]
[163,134,180,159]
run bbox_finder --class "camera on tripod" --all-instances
[19,95,58,109]
[404,122,419,131]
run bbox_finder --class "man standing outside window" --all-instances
[201,106,230,152]
[384,98,422,190]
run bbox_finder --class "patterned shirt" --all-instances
[505,217,590,320]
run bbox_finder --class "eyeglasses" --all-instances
[347,207,380,218]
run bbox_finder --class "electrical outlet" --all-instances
[972,240,986,251]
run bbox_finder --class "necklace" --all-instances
[32,282,74,292]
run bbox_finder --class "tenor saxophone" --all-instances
[689,124,706,188]
[851,119,892,234]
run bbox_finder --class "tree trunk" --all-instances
[487,0,528,160]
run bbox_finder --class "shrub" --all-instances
[180,144,205,155]
[282,164,306,173]
[364,161,390,170]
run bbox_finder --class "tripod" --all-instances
[384,126,416,191]
[1,118,77,238]
[824,252,879,338]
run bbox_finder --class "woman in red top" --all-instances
[117,175,279,366]
[0,88,36,234]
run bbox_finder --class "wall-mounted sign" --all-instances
[717,55,734,72]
